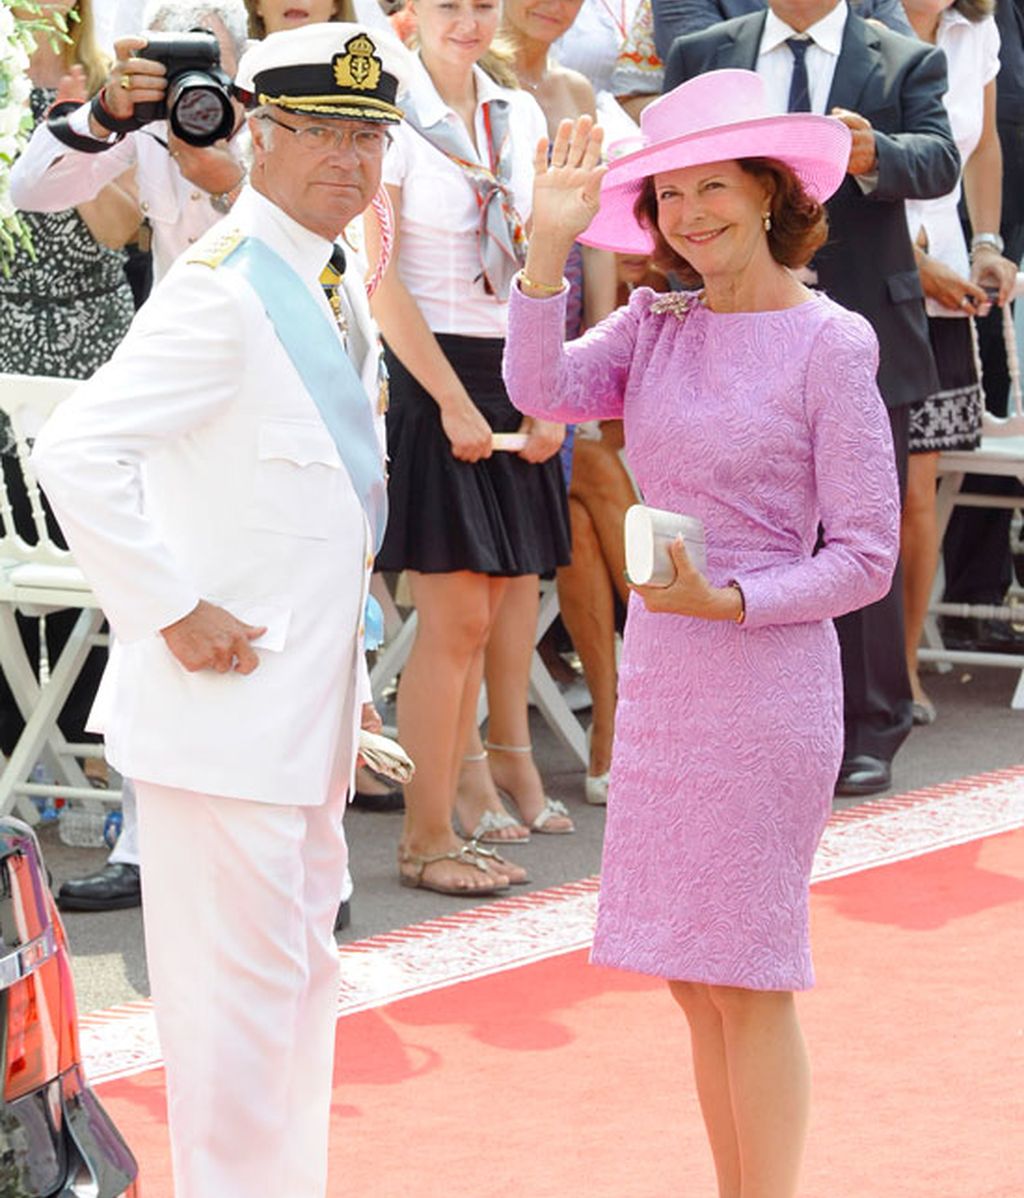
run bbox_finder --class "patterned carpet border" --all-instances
[79,764,1024,1086]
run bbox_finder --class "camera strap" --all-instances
[89,91,147,135]
[46,100,125,155]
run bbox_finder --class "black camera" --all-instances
[135,30,235,147]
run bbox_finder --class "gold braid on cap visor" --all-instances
[257,93,404,121]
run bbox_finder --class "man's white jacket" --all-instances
[32,187,383,806]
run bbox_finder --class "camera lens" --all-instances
[168,71,234,145]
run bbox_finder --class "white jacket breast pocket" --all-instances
[246,418,342,540]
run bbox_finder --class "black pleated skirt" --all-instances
[377,334,572,576]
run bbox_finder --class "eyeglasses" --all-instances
[259,114,393,159]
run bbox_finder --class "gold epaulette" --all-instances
[187,227,244,269]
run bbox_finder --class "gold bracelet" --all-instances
[517,270,568,296]
[727,581,746,625]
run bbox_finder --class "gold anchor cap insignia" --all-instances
[333,34,382,92]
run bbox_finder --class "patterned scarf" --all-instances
[404,92,527,300]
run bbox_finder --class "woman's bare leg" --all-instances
[559,432,636,778]
[397,570,509,891]
[711,986,810,1198]
[901,450,940,709]
[569,431,634,608]
[480,574,574,831]
[557,499,618,777]
[668,981,742,1198]
[455,722,530,842]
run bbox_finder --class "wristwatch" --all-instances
[210,170,246,214]
[970,232,1004,256]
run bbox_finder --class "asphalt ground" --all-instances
[39,656,1024,1015]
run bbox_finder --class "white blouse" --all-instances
[384,54,547,338]
[554,0,643,93]
[904,11,1001,317]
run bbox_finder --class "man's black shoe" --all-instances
[351,786,404,813]
[835,755,892,798]
[57,862,141,911]
[937,614,978,651]
[939,615,1024,653]
[973,617,1024,653]
[334,899,351,932]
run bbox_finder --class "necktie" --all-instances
[786,36,812,113]
[319,245,348,341]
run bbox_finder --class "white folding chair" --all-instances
[0,372,122,818]
[919,305,1024,708]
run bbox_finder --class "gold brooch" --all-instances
[333,34,382,92]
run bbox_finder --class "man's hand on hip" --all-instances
[161,600,266,675]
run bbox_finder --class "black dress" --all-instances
[377,333,571,577]
[0,90,135,381]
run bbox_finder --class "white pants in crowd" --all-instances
[135,780,348,1198]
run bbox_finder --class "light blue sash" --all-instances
[222,235,388,554]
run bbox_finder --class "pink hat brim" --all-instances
[579,113,852,256]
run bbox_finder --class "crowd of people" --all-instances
[1,0,1023,1195]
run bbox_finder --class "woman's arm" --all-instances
[964,79,1018,304]
[733,314,901,629]
[504,280,641,423]
[504,118,636,423]
[364,184,492,463]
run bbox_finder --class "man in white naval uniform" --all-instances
[31,24,409,1198]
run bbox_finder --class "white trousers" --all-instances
[136,780,348,1198]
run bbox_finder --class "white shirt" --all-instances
[757,2,848,115]
[904,11,1001,316]
[384,54,547,337]
[555,0,644,93]
[10,110,247,282]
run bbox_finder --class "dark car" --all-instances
[0,818,139,1196]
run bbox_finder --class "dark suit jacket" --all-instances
[652,0,913,61]
[663,11,961,408]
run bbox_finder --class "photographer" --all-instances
[11,0,249,284]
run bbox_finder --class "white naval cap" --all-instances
[235,22,411,124]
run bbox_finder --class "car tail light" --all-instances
[1,842,78,1102]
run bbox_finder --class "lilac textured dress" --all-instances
[504,287,900,990]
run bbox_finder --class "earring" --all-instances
[763,213,772,232]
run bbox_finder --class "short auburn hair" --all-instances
[632,157,829,287]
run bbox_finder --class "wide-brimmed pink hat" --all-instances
[578,69,852,255]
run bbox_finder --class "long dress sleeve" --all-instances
[503,284,644,422]
[733,312,901,629]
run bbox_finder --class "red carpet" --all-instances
[96,827,1024,1197]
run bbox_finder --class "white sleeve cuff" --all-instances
[68,101,117,143]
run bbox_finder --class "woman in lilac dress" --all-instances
[503,71,901,1197]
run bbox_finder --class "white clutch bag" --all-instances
[624,504,707,587]
[358,730,416,785]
